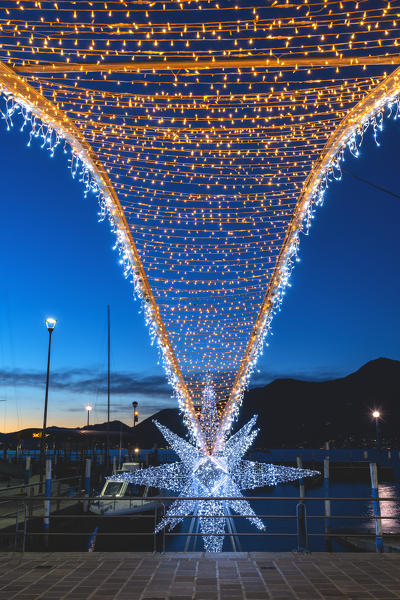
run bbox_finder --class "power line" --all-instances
[343,169,400,201]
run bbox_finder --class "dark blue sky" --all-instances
[1,112,400,432]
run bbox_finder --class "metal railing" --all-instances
[0,493,397,555]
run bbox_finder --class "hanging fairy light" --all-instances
[0,0,400,448]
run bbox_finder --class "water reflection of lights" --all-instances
[368,484,400,534]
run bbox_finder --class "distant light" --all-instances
[45,317,57,331]
[134,447,139,454]
[372,410,381,419]
[85,404,93,412]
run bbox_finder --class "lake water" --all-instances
[9,448,400,553]
[165,479,400,552]
[18,478,400,553]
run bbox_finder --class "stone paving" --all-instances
[1,552,400,600]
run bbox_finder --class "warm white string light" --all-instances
[2,75,400,449]
[3,48,400,550]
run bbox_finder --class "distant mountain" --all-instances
[76,420,132,433]
[2,358,399,448]
[120,409,187,448]
[236,357,400,447]
[126,357,400,448]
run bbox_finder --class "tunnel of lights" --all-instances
[2,1,400,458]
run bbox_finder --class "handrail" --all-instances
[0,475,81,494]
[2,496,400,502]
[2,513,396,520]
[0,492,395,554]
[0,495,398,501]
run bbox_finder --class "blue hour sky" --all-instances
[1,112,400,432]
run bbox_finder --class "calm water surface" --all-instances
[165,480,400,552]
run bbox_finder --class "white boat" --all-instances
[89,462,162,516]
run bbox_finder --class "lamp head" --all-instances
[45,318,57,332]
[372,410,380,419]
[85,404,93,412]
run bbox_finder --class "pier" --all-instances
[1,552,400,599]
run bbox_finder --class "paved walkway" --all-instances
[1,552,400,600]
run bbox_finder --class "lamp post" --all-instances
[85,403,93,428]
[372,410,381,453]
[40,318,57,492]
[132,401,139,427]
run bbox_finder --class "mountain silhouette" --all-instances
[2,358,399,448]
[121,357,400,448]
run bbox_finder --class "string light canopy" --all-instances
[1,0,400,451]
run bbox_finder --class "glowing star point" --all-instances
[113,415,319,552]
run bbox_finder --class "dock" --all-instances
[1,552,400,599]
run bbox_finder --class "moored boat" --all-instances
[90,462,161,516]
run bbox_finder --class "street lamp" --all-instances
[372,410,381,452]
[40,317,57,491]
[85,403,93,427]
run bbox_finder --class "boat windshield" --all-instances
[125,483,145,497]
[103,481,124,496]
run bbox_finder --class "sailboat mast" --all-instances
[107,304,110,425]
[106,304,110,468]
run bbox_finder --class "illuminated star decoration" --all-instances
[115,415,319,552]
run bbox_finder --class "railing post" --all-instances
[22,502,28,555]
[113,456,117,474]
[15,503,20,550]
[153,503,158,553]
[83,458,91,513]
[29,487,34,518]
[296,456,304,500]
[324,457,331,551]
[296,455,308,552]
[87,526,98,552]
[56,481,61,512]
[296,502,308,552]
[162,503,166,554]
[369,462,383,552]
[24,456,31,490]
[43,458,52,537]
